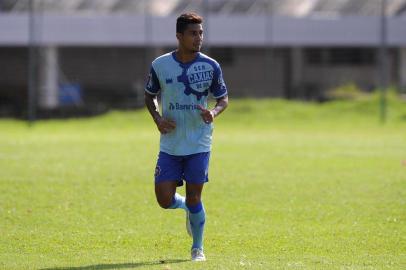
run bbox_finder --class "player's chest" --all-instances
[160,62,213,88]
[160,61,214,100]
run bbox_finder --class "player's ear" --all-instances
[176,32,182,41]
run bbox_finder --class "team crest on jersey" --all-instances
[177,62,214,100]
[218,74,225,88]
[155,165,161,177]
[146,73,153,89]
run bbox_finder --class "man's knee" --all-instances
[186,194,201,206]
[155,181,177,209]
[156,195,173,209]
[186,183,203,206]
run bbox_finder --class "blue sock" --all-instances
[187,202,205,250]
[168,193,186,210]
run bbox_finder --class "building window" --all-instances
[304,49,323,65]
[209,47,234,66]
[305,48,376,66]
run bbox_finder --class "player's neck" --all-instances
[175,49,198,64]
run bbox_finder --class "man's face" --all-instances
[177,24,203,53]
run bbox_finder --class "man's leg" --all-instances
[154,152,186,210]
[154,180,182,209]
[183,152,209,261]
[186,182,206,260]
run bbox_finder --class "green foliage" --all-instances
[325,83,369,100]
[0,98,405,269]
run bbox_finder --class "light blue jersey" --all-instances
[145,51,228,156]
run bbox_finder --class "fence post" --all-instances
[379,0,388,123]
[28,0,38,124]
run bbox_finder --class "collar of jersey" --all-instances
[171,51,201,67]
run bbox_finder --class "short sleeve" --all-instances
[210,64,228,98]
[145,66,160,95]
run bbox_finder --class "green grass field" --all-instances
[1,95,405,269]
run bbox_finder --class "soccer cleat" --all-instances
[191,248,206,261]
[186,210,192,237]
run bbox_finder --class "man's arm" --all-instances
[144,92,176,134]
[198,95,229,124]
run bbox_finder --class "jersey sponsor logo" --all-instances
[168,102,199,111]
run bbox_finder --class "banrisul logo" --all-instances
[169,102,199,111]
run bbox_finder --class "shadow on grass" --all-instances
[40,259,189,270]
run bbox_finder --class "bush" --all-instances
[325,83,368,100]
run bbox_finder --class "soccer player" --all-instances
[144,12,229,261]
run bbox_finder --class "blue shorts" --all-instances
[154,151,210,185]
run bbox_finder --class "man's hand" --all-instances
[155,117,176,134]
[145,93,176,134]
[197,105,215,124]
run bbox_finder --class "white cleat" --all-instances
[191,248,206,262]
[186,211,192,237]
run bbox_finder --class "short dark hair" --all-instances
[176,12,203,33]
